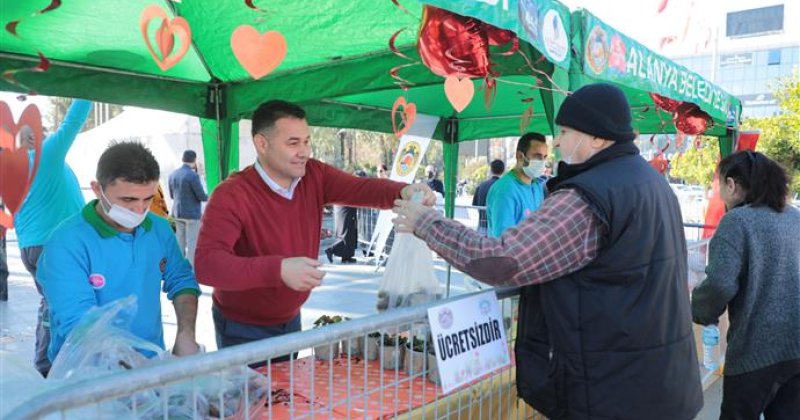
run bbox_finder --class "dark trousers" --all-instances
[21,245,49,377]
[721,358,800,420]
[0,234,8,301]
[212,306,301,368]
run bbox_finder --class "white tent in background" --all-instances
[66,107,257,208]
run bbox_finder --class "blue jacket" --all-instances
[486,171,545,238]
[38,201,200,361]
[15,100,92,248]
[168,164,208,219]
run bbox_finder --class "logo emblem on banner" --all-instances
[585,25,608,74]
[395,141,422,177]
[542,10,568,62]
[518,0,540,43]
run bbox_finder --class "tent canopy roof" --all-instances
[1,1,739,140]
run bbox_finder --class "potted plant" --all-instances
[312,315,348,360]
[365,332,382,361]
[380,334,407,371]
[404,336,428,377]
[426,345,440,385]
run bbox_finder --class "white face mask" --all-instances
[522,159,546,179]
[561,135,587,165]
[100,189,148,229]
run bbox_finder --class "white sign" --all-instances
[427,291,511,394]
[542,9,568,63]
[367,114,439,259]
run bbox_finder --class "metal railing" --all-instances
[8,287,540,420]
[8,214,716,419]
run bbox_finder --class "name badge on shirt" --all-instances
[88,273,106,290]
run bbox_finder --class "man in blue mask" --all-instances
[37,142,201,364]
[485,132,548,238]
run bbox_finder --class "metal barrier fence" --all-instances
[357,205,487,266]
[8,218,715,419]
[8,287,542,420]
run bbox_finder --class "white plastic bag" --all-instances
[377,231,442,311]
[48,296,166,381]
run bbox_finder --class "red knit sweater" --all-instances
[195,159,406,325]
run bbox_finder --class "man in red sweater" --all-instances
[195,100,435,358]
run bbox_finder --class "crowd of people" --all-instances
[1,83,798,419]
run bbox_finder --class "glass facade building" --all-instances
[670,4,799,119]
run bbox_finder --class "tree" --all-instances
[742,72,800,196]
[46,97,123,132]
[670,136,720,188]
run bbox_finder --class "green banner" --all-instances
[420,0,571,69]
[579,11,735,122]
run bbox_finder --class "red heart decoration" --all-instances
[140,5,192,71]
[444,75,474,112]
[231,25,288,80]
[0,102,43,227]
[673,102,710,135]
[391,97,417,138]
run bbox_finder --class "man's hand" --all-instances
[400,183,437,206]
[392,198,433,233]
[281,257,326,291]
[172,331,200,357]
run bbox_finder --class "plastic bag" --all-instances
[48,295,166,381]
[377,231,442,311]
[44,296,267,419]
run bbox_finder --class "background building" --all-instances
[665,1,799,118]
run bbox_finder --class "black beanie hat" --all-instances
[555,83,636,142]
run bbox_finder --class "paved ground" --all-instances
[0,227,723,419]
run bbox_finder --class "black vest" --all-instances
[516,147,703,419]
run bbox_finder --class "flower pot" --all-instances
[381,344,405,370]
[426,352,440,384]
[365,334,381,361]
[313,342,339,360]
[404,346,427,377]
[340,336,364,357]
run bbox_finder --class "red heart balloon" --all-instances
[673,102,710,135]
[417,5,491,78]
[649,92,681,113]
[0,102,43,224]
[649,153,668,174]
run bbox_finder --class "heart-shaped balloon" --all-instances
[649,92,681,113]
[649,153,668,174]
[231,25,288,80]
[673,102,710,135]
[417,5,491,78]
[444,75,474,112]
[0,102,43,224]
[140,5,192,71]
[391,97,417,138]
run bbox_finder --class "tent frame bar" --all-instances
[0,52,211,86]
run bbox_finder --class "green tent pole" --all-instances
[442,118,459,297]
[718,128,735,158]
[443,118,459,219]
[542,66,570,138]
[200,118,222,191]
[219,118,240,179]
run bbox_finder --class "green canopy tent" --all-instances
[568,9,742,155]
[0,0,577,220]
[1,1,740,216]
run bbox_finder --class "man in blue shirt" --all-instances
[486,133,548,238]
[15,99,91,376]
[37,142,201,364]
[168,150,208,265]
[472,159,505,235]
